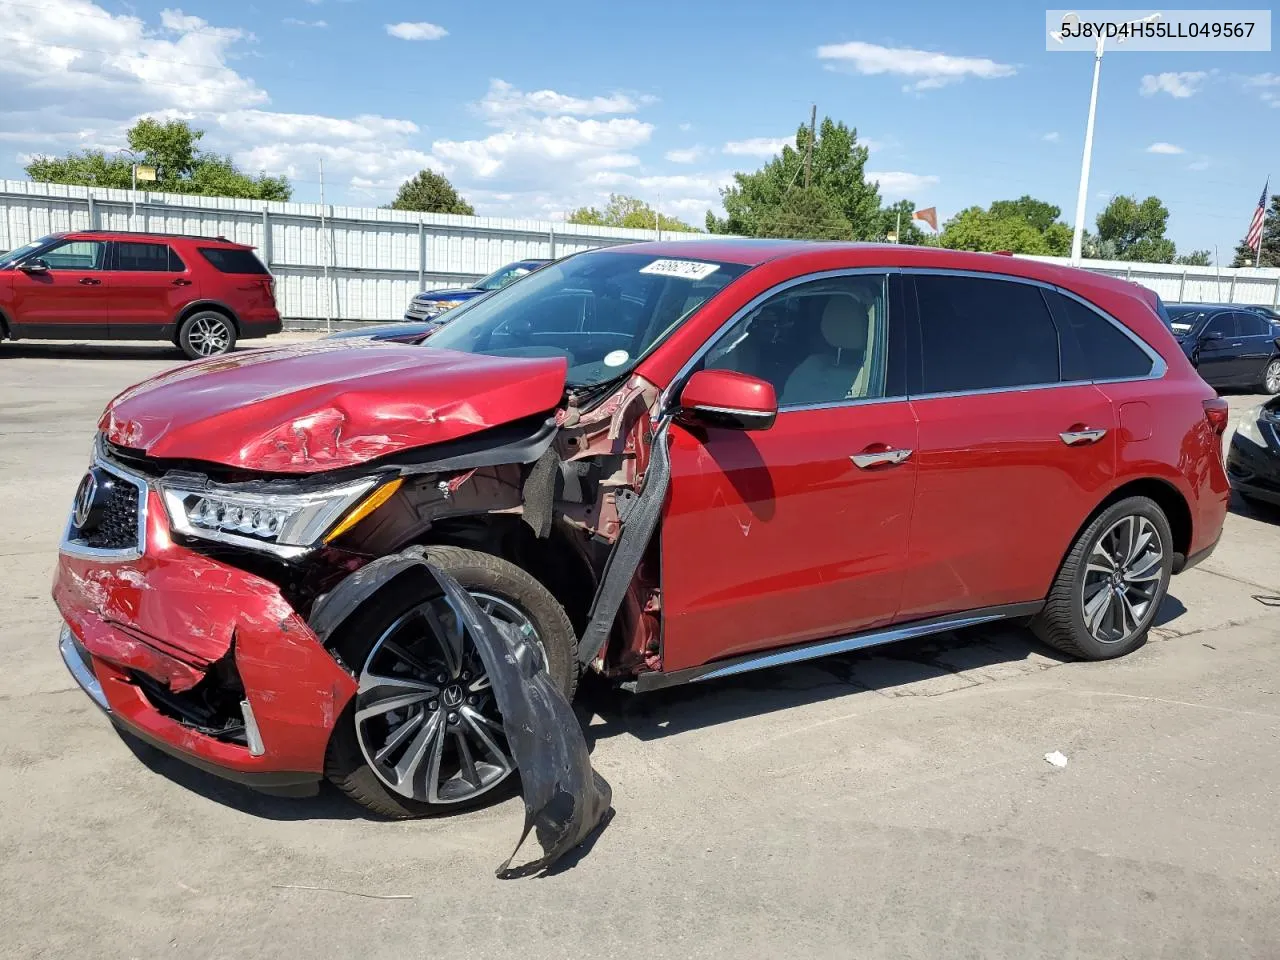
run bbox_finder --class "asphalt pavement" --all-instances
[2,337,1278,960]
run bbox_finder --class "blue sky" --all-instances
[1,0,1276,261]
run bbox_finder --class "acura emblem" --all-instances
[72,471,98,529]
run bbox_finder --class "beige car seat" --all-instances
[781,296,873,405]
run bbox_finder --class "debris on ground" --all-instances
[1044,751,1069,768]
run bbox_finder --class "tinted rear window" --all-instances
[198,247,269,274]
[1045,291,1154,381]
[116,241,181,272]
[914,274,1060,393]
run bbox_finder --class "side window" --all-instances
[1236,312,1269,337]
[40,240,105,271]
[705,274,890,407]
[914,275,1059,393]
[1204,313,1236,338]
[168,248,187,272]
[1046,290,1155,381]
[115,242,171,272]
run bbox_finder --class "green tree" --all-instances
[937,196,1071,255]
[1174,250,1212,266]
[1230,192,1280,267]
[1094,195,1177,263]
[756,188,852,240]
[389,169,474,215]
[26,119,290,201]
[568,193,697,232]
[708,117,883,240]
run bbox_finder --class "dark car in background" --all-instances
[1227,396,1280,510]
[0,230,280,358]
[404,258,548,322]
[1167,303,1280,394]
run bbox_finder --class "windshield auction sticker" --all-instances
[639,259,721,280]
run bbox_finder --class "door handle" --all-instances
[78,277,101,285]
[851,448,913,469]
[1059,428,1107,446]
[171,279,193,286]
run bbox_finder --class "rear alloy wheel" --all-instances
[1033,496,1173,660]
[178,311,237,360]
[325,546,578,818]
[1262,358,1280,395]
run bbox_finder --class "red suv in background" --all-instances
[0,230,281,358]
[54,240,1230,825]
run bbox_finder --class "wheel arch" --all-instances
[1066,477,1194,578]
[175,300,241,334]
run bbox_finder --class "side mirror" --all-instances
[677,369,777,432]
[20,259,49,274]
[1201,329,1224,341]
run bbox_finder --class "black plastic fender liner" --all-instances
[577,422,671,668]
[308,548,612,879]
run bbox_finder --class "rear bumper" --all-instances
[241,314,283,338]
[53,487,356,791]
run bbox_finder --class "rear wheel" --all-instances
[178,311,236,359]
[1033,496,1173,660]
[325,546,578,818]
[1261,358,1280,395]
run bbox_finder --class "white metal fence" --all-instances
[3,180,1278,320]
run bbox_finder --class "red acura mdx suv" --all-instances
[54,240,1229,821]
[0,230,281,358]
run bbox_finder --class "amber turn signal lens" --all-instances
[324,477,403,543]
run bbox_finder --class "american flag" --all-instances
[1246,178,1269,253]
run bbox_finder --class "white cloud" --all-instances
[218,110,419,141]
[385,22,448,41]
[817,41,1015,92]
[665,146,704,164]
[678,122,693,132]
[1243,73,1280,107]
[479,79,637,118]
[283,18,327,28]
[867,170,939,197]
[1146,142,1184,155]
[723,137,790,158]
[1042,131,1060,142]
[1140,71,1208,98]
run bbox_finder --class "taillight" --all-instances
[1203,397,1229,435]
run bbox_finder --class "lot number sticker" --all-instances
[639,259,721,280]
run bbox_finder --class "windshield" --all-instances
[1167,307,1209,335]
[0,236,54,268]
[426,251,748,387]
[476,264,535,292]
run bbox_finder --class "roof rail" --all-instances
[78,229,235,242]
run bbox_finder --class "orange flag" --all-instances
[913,207,938,232]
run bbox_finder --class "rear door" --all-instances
[1232,311,1276,386]
[8,238,110,337]
[897,273,1119,619]
[108,241,196,338]
[661,271,918,672]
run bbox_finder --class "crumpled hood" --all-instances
[99,341,568,473]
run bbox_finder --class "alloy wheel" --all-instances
[353,591,538,804]
[1081,514,1164,644]
[1265,359,1280,394]
[188,316,231,356]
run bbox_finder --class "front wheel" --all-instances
[178,311,237,360]
[1261,358,1280,396]
[1033,496,1173,660]
[325,546,579,818]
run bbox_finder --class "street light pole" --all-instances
[1069,36,1104,263]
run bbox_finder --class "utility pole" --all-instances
[804,103,816,190]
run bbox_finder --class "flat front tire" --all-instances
[1033,496,1173,660]
[325,546,579,818]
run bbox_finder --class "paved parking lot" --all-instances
[2,338,1279,959]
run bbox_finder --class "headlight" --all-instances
[1236,404,1276,449]
[159,476,392,558]
[430,300,466,315]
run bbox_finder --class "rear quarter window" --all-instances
[198,247,270,275]
[1045,290,1155,381]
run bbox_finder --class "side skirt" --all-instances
[626,602,1044,693]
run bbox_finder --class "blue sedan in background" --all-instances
[404,258,548,322]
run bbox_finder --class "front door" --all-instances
[1193,311,1239,386]
[660,272,917,672]
[109,241,195,338]
[9,238,109,337]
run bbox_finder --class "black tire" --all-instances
[177,310,237,360]
[1261,358,1280,396]
[1032,496,1173,661]
[325,545,578,818]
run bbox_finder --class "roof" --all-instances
[67,229,248,246]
